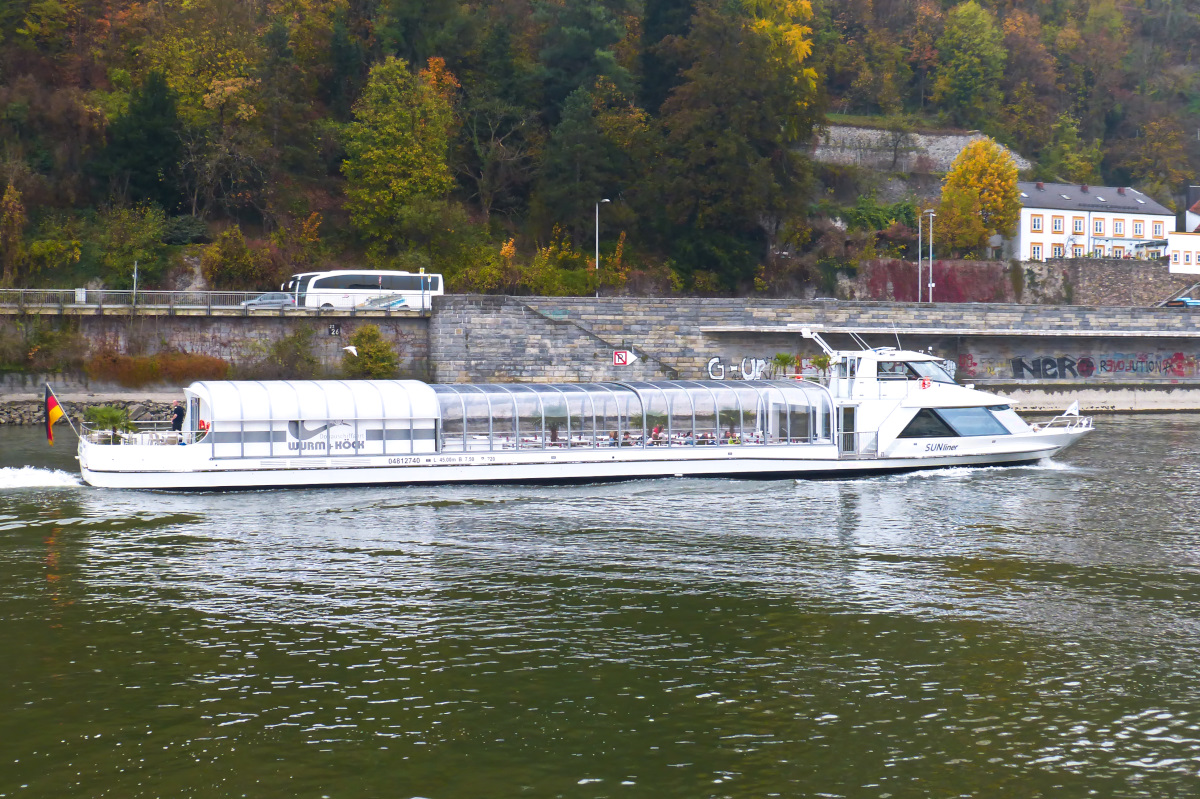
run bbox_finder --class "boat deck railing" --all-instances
[838,430,880,459]
[1031,414,1094,433]
[81,419,207,446]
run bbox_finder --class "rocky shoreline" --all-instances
[0,400,174,426]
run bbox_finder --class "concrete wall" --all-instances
[429,296,1200,410]
[11,296,1200,412]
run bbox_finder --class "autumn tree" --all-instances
[0,182,27,286]
[1128,119,1188,206]
[932,1,1005,128]
[936,138,1019,254]
[342,56,459,257]
[998,11,1060,154]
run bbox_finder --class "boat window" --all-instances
[985,404,1030,434]
[937,407,1011,436]
[904,361,956,384]
[876,361,909,379]
[897,408,958,438]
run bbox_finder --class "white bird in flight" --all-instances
[343,346,358,357]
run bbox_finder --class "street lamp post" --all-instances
[595,199,610,298]
[917,217,923,303]
[925,210,936,303]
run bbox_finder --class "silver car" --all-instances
[241,292,297,309]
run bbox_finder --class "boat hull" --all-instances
[78,430,1086,490]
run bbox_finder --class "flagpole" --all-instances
[46,383,80,438]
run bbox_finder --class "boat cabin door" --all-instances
[838,405,858,455]
[834,356,860,399]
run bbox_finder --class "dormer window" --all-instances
[1060,194,1071,200]
[1097,196,1107,202]
[1137,199,1146,204]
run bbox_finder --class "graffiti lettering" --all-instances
[958,351,1198,381]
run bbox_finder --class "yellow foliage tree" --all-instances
[342,56,458,256]
[937,138,1020,254]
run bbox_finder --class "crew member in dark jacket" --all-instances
[171,401,185,432]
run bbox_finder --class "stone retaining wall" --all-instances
[811,124,1032,173]
[0,399,173,426]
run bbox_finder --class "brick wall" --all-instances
[848,258,1195,306]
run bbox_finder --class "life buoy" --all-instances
[919,377,931,390]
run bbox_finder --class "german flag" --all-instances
[45,385,64,446]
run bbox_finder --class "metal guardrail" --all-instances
[0,288,263,307]
[0,288,427,312]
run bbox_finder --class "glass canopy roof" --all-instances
[431,380,833,451]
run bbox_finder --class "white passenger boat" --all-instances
[77,331,1092,490]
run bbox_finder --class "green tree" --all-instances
[1040,113,1102,184]
[342,324,399,378]
[937,138,1019,253]
[932,1,1005,128]
[97,205,169,288]
[342,56,458,257]
[532,79,651,241]
[652,0,820,288]
[535,0,634,122]
[100,71,185,210]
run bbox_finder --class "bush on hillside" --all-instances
[342,324,398,379]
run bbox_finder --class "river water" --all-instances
[1,415,1198,798]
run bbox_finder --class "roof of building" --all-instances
[1018,181,1174,216]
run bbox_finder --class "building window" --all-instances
[1031,215,1043,232]
[1114,220,1125,236]
[1052,216,1064,232]
[1094,219,1105,235]
[1030,244,1043,261]
[1134,221,1144,237]
[1052,244,1064,258]
[1174,252,1180,263]
[1154,222,1165,237]
[1114,246,1125,257]
[1073,246,1084,257]
[1074,217,1085,233]
[1094,247,1105,257]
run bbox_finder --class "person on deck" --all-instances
[171,401,185,432]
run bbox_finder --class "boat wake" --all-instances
[804,459,1081,485]
[0,466,83,489]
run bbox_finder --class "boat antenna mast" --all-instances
[800,327,835,356]
[847,331,872,350]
